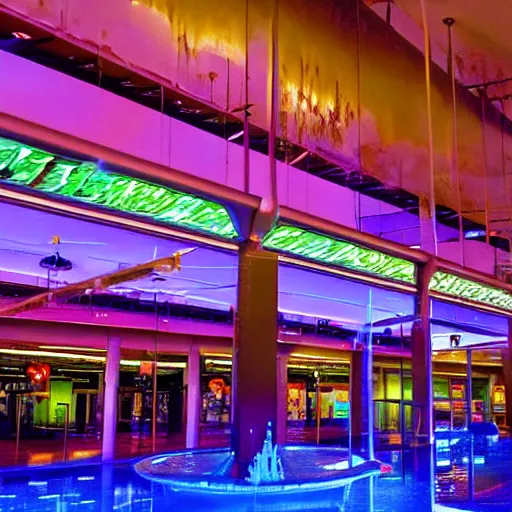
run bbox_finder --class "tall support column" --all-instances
[186,344,201,449]
[412,258,436,444]
[276,352,289,445]
[102,335,121,461]
[502,319,512,428]
[232,242,278,476]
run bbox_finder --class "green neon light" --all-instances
[0,137,238,239]
[263,225,416,283]
[429,271,512,311]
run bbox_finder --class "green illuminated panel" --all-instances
[429,271,512,311]
[0,137,238,239]
[263,225,416,283]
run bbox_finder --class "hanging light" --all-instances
[39,252,73,271]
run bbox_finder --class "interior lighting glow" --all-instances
[227,130,244,141]
[120,360,186,369]
[56,368,103,373]
[12,32,31,39]
[0,348,105,362]
[39,345,106,352]
[430,271,512,311]
[289,353,349,362]
[263,225,416,284]
[204,359,232,366]
[0,137,239,240]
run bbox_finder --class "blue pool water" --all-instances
[0,440,511,511]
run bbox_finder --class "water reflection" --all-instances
[3,440,512,511]
[434,432,512,511]
[0,457,432,512]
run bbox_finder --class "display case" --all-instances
[492,385,506,426]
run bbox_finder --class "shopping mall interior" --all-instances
[0,196,508,470]
[1,0,512,510]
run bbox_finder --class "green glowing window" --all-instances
[263,225,416,284]
[0,137,239,239]
[429,271,512,311]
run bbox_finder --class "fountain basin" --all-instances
[133,445,382,496]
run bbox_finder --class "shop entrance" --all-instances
[432,347,505,432]
[286,354,350,445]
[373,358,416,447]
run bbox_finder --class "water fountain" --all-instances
[246,423,284,485]
[134,422,382,509]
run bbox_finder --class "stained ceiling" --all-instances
[368,0,512,119]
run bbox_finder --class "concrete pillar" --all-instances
[232,242,278,476]
[276,353,289,445]
[186,344,201,449]
[412,258,436,444]
[102,335,120,461]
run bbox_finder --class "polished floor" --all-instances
[0,426,350,469]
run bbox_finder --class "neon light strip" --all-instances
[264,225,416,284]
[0,137,239,240]
[430,271,512,312]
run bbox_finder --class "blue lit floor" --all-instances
[0,442,511,511]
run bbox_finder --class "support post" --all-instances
[186,344,201,449]
[412,259,436,444]
[232,242,278,476]
[102,335,121,461]
[351,290,375,457]
[276,352,289,445]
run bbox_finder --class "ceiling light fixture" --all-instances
[12,32,31,40]
[227,130,244,142]
[39,253,73,271]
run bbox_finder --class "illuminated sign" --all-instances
[430,271,512,312]
[0,137,239,239]
[263,225,416,284]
